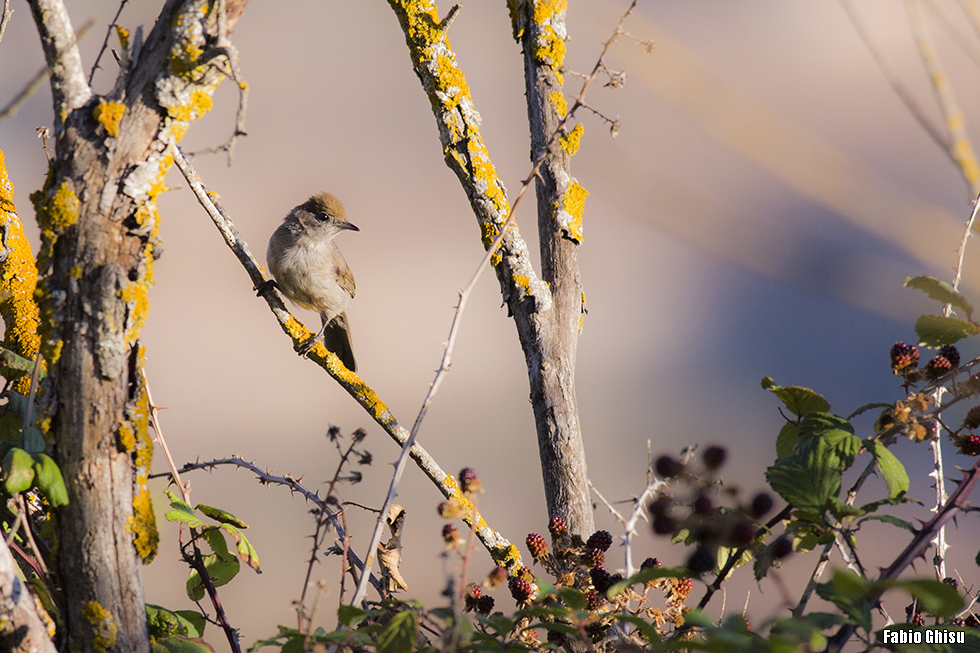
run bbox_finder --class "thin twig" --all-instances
[0,0,11,45]
[87,0,129,85]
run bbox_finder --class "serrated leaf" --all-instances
[165,492,205,528]
[891,579,963,617]
[196,503,248,528]
[31,453,68,506]
[0,347,44,381]
[776,422,798,458]
[220,523,260,572]
[186,551,240,602]
[857,514,915,532]
[611,614,662,643]
[376,610,417,653]
[815,570,873,632]
[865,440,909,498]
[174,611,206,638]
[766,436,842,512]
[905,275,974,318]
[763,377,831,416]
[3,447,34,494]
[146,603,197,638]
[848,403,894,420]
[914,314,980,347]
[557,587,587,610]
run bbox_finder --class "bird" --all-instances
[266,192,359,371]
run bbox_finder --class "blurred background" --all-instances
[3,0,980,646]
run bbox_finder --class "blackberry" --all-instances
[526,533,548,561]
[963,406,980,430]
[949,617,966,627]
[693,493,713,515]
[586,589,604,611]
[590,565,613,593]
[652,514,677,535]
[926,355,953,380]
[702,445,728,471]
[749,492,774,519]
[640,557,661,570]
[586,530,613,552]
[464,583,482,611]
[508,576,534,603]
[518,566,536,583]
[585,547,604,567]
[475,595,494,615]
[910,612,924,627]
[943,577,959,590]
[960,434,980,456]
[655,455,684,478]
[772,536,794,560]
[729,520,757,546]
[891,342,920,374]
[687,547,715,574]
[546,629,568,647]
[939,344,961,368]
[459,467,482,493]
[548,516,568,538]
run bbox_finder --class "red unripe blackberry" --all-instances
[961,434,980,456]
[640,557,661,570]
[486,566,507,588]
[926,355,953,379]
[772,536,794,560]
[508,576,534,603]
[949,617,966,627]
[459,467,482,493]
[655,455,684,478]
[589,565,613,593]
[910,612,924,627]
[687,547,715,574]
[963,406,980,430]
[526,533,548,561]
[891,342,920,373]
[939,345,961,368]
[693,493,713,515]
[585,547,604,567]
[586,530,613,552]
[475,595,494,615]
[586,589,604,611]
[749,492,774,519]
[548,516,568,538]
[675,577,694,598]
[464,583,482,611]
[702,445,728,471]
[518,566,536,583]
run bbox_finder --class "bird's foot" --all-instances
[255,278,278,297]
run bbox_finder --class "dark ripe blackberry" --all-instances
[675,577,694,598]
[585,547,604,567]
[609,573,624,592]
[546,629,568,646]
[459,467,482,493]
[686,547,715,574]
[772,536,794,560]
[963,406,980,430]
[475,595,495,615]
[526,533,548,561]
[586,589,604,611]
[652,513,677,535]
[749,492,774,519]
[464,583,482,611]
[926,355,953,380]
[967,615,980,628]
[693,493,713,515]
[655,454,684,478]
[590,565,613,593]
[586,530,613,552]
[548,516,568,538]
[943,577,960,590]
[640,557,661,570]
[702,445,728,471]
[649,496,672,519]
[961,434,980,456]
[891,342,920,373]
[508,576,534,603]
[728,520,757,547]
[486,566,507,588]
[939,345,961,368]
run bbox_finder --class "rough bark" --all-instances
[0,537,57,653]
[26,1,249,649]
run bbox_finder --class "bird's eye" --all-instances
[316,212,330,222]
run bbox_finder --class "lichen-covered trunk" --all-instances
[27,0,248,649]
[518,0,594,537]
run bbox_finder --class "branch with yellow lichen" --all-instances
[169,143,523,574]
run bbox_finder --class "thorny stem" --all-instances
[87,0,128,85]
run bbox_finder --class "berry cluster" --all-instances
[891,341,962,383]
[891,342,920,374]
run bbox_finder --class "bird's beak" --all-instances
[342,221,360,232]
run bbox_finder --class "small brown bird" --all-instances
[267,193,359,371]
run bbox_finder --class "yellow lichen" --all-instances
[559,180,588,243]
[119,280,149,346]
[115,25,130,49]
[93,101,125,138]
[36,181,80,233]
[550,92,567,117]
[514,275,531,289]
[81,601,117,653]
[122,346,158,562]
[166,89,213,122]
[560,123,583,155]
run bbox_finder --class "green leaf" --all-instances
[0,347,45,382]
[146,604,198,638]
[220,523,261,572]
[154,636,213,653]
[186,551,240,601]
[766,436,843,512]
[3,447,34,494]
[865,440,910,498]
[856,514,915,532]
[196,503,248,528]
[891,579,963,617]
[376,610,417,653]
[815,570,873,632]
[31,453,68,506]
[762,377,831,416]
[848,402,893,420]
[165,492,205,528]
[337,604,365,628]
[905,275,974,318]
[914,314,980,347]
[798,413,862,470]
[612,613,662,643]
[606,565,691,597]
[557,587,588,610]
[173,611,206,638]
[776,422,798,458]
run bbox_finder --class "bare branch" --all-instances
[0,0,11,45]
[26,0,92,130]
[87,0,129,85]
